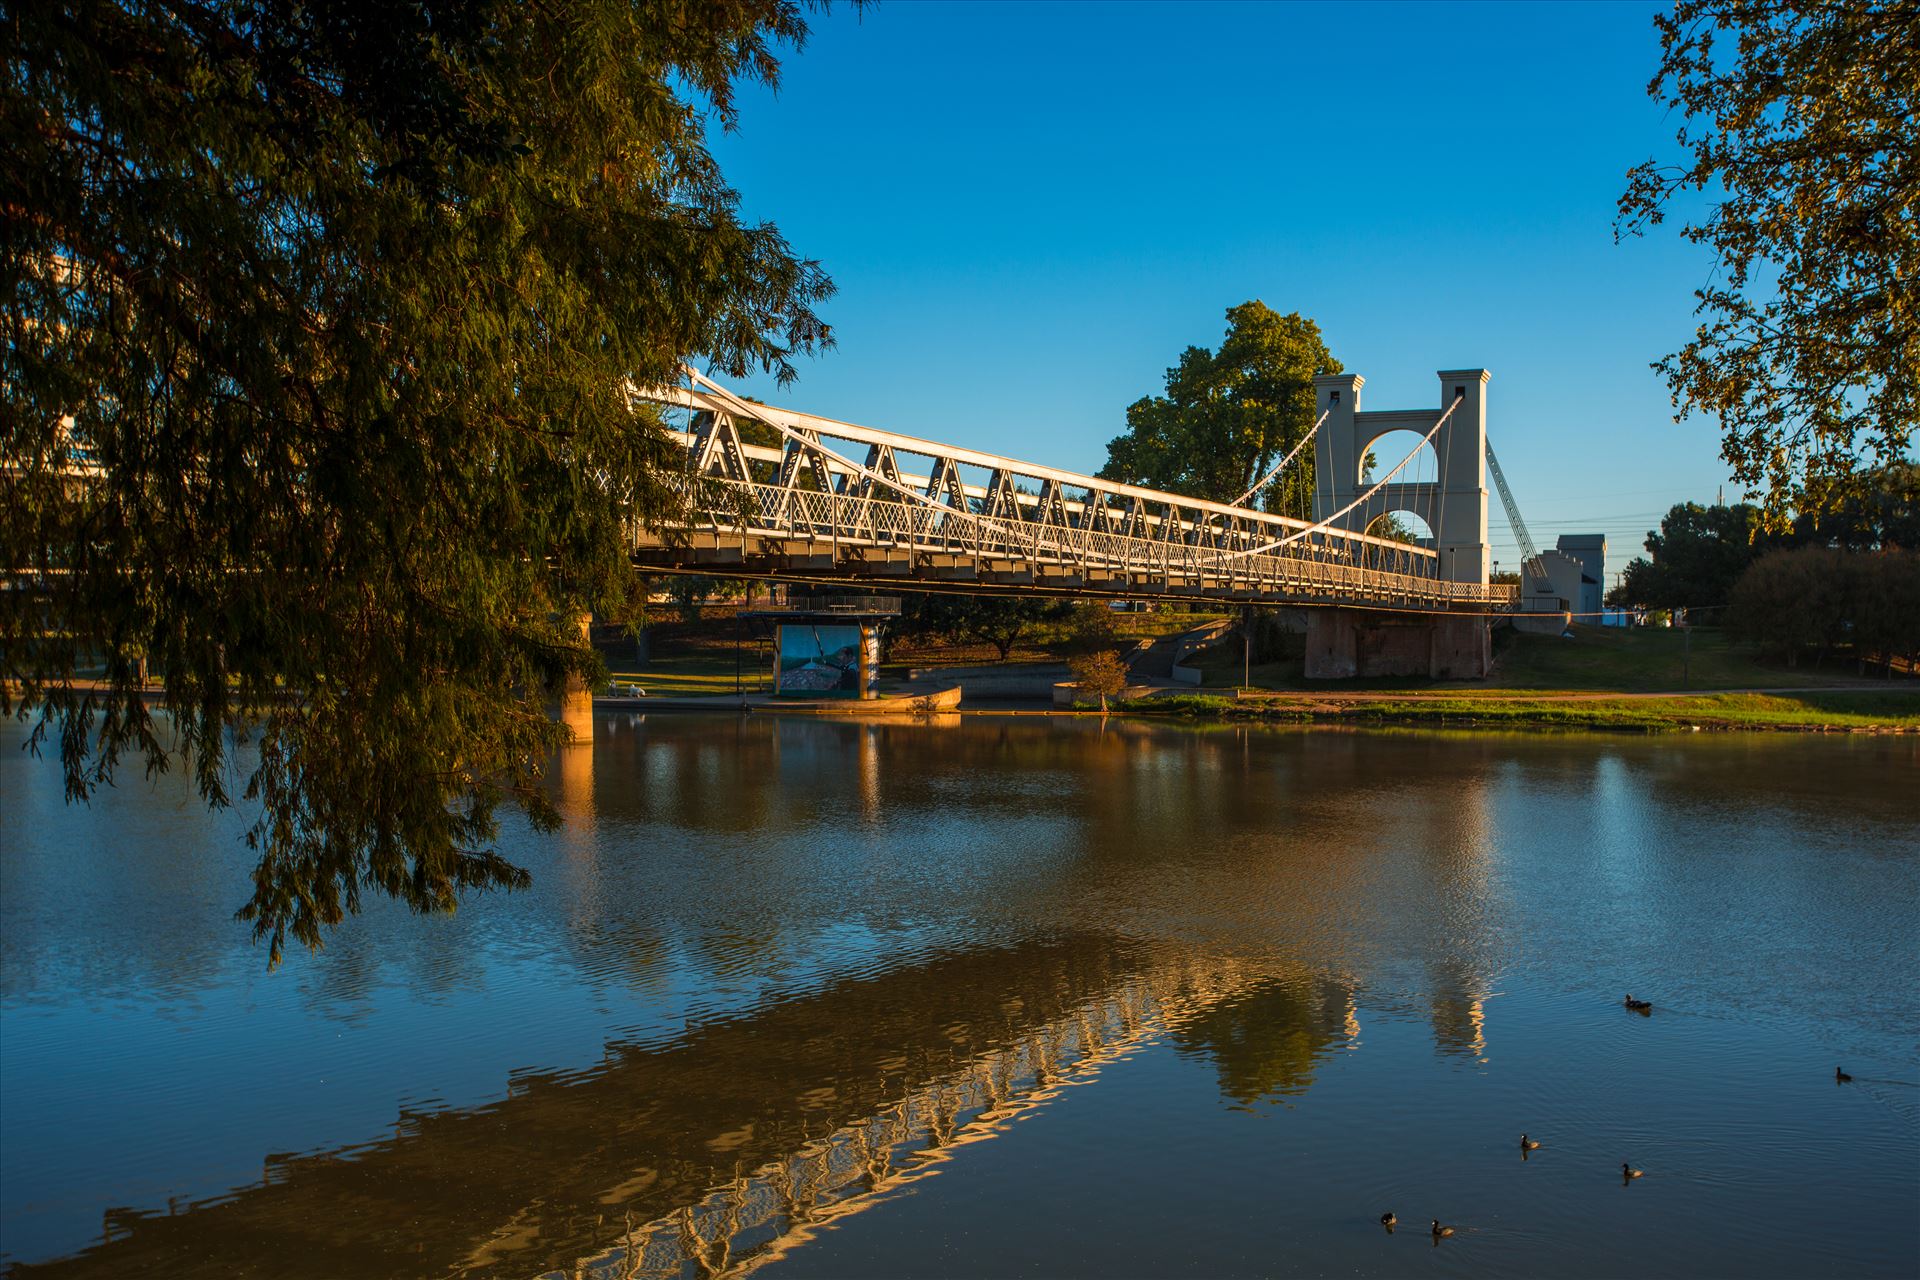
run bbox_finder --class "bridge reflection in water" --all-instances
[7,715,1913,1278]
[557,957,1359,1280]
[11,712,1519,1280]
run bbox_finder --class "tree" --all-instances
[1610,466,1920,612]
[662,575,746,623]
[1618,1,1919,524]
[1793,461,1920,551]
[1605,501,1782,610]
[1099,302,1340,514]
[2,2,835,962]
[1364,513,1421,544]
[1065,599,1118,653]
[1069,650,1129,714]
[898,593,1067,661]
[1729,546,1920,673]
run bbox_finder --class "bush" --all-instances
[1067,600,1118,653]
[1245,609,1302,665]
[1728,547,1920,674]
[1070,650,1131,712]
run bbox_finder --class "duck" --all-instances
[1836,1066,1853,1083]
[1622,1162,1644,1180]
[1380,1211,1397,1229]
[1431,1220,1455,1238]
[1623,994,1652,1012]
[1520,1133,1541,1150]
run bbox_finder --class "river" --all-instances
[1,713,1915,1277]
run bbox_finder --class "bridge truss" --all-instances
[628,371,1517,614]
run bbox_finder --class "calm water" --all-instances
[1,714,1916,1278]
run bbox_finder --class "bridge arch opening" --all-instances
[1365,510,1434,549]
[1358,430,1439,486]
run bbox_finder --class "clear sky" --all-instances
[706,0,1729,586]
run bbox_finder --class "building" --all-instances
[1516,534,1607,632]
[1554,534,1607,620]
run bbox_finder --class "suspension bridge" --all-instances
[630,365,1533,678]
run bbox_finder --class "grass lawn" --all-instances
[1326,690,1920,731]
[1117,689,1920,732]
[1486,623,1868,692]
[604,650,769,697]
[1188,622,1886,695]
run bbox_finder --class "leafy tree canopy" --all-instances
[1795,459,1920,551]
[1728,545,1920,675]
[2,0,835,962]
[661,575,749,623]
[1606,502,1778,610]
[898,593,1067,662]
[1619,0,1919,523]
[1608,463,1920,610]
[1728,545,1920,673]
[1364,512,1421,545]
[1098,302,1340,514]
[1068,649,1129,714]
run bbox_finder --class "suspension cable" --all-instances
[1229,410,1328,508]
[1224,392,1465,560]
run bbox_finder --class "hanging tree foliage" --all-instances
[2,1,835,962]
[1618,0,1919,524]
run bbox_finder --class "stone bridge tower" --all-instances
[1311,368,1490,586]
[1301,368,1493,680]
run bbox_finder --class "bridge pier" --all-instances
[1303,608,1490,681]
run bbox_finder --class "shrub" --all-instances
[1729,547,1920,674]
[1067,600,1118,653]
[1070,650,1131,713]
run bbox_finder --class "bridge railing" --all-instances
[747,595,904,616]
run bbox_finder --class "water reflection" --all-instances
[11,936,1146,1276]
[1169,972,1357,1106]
[2,716,1915,1278]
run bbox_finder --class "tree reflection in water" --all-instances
[1168,973,1357,1107]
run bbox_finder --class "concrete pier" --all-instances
[1303,608,1491,680]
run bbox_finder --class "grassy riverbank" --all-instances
[1187,622,1884,694]
[602,620,1918,732]
[1114,689,1920,733]
[1104,625,1918,732]
[1137,625,1917,731]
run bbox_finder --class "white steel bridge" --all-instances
[630,366,1519,615]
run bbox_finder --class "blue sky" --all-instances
[706,0,1725,585]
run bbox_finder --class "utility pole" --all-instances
[1242,605,1253,691]
[1681,608,1691,690]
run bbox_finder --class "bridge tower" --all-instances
[1311,369,1490,586]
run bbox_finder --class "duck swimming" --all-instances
[1623,994,1652,1012]
[1623,1162,1644,1180]
[1520,1134,1541,1150]
[1836,1066,1853,1083]
[1431,1220,1455,1238]
[1380,1212,1396,1229]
